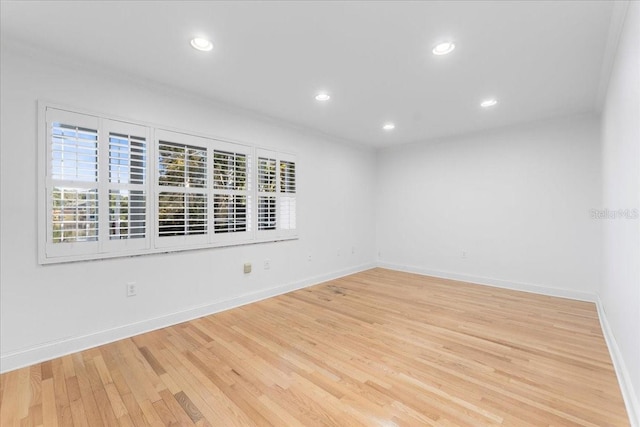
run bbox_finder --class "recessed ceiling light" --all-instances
[432,41,455,55]
[383,123,395,131]
[190,37,213,52]
[315,92,331,101]
[480,99,498,108]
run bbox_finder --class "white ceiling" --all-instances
[1,1,617,147]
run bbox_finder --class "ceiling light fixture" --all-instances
[383,123,395,131]
[315,92,331,101]
[190,37,213,52]
[432,41,455,55]
[480,98,498,108]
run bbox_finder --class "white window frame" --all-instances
[38,102,297,264]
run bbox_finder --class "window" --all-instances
[156,131,209,248]
[40,104,296,263]
[49,116,100,251]
[50,121,99,245]
[43,108,150,260]
[257,156,277,233]
[256,150,297,239]
[213,141,252,242]
[103,120,149,252]
[279,158,297,233]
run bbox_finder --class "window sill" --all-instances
[39,235,299,265]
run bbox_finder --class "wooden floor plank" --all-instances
[41,379,59,427]
[50,359,72,427]
[1,369,20,427]
[0,268,630,426]
[157,388,197,426]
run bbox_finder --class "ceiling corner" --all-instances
[595,1,631,111]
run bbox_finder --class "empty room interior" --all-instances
[1,1,639,426]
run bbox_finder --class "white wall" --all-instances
[600,1,640,423]
[376,114,602,299]
[0,42,377,371]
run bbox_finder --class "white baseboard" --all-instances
[0,262,375,374]
[596,295,640,427]
[377,262,597,302]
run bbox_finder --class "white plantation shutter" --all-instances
[256,153,277,238]
[45,109,100,258]
[40,103,298,263]
[279,156,297,236]
[44,109,152,261]
[102,119,149,252]
[256,149,297,239]
[156,130,209,248]
[212,141,252,242]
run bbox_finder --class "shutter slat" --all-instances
[257,157,276,193]
[257,195,276,230]
[158,140,208,188]
[107,129,148,241]
[279,160,296,193]
[109,190,146,240]
[212,149,250,234]
[51,186,99,243]
[157,191,208,237]
[51,122,98,183]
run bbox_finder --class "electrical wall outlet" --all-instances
[127,282,137,297]
[462,251,468,259]
[264,259,271,270]
[307,254,312,262]
[244,263,252,274]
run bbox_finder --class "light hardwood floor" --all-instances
[0,268,629,426]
